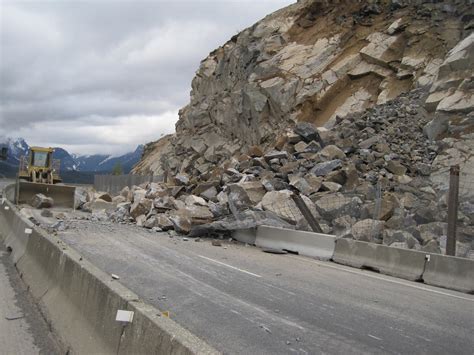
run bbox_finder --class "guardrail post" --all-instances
[446,165,459,256]
[291,192,323,233]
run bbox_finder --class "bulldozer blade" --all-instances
[16,181,76,209]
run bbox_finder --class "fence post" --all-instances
[291,192,323,233]
[446,165,460,256]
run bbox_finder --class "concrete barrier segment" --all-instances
[231,228,257,245]
[333,238,427,281]
[256,226,336,259]
[423,254,474,294]
[0,197,35,263]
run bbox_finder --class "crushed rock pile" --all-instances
[78,89,473,259]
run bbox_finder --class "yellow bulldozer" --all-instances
[16,147,76,208]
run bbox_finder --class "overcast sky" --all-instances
[0,0,294,156]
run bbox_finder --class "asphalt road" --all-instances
[0,248,61,354]
[55,220,474,354]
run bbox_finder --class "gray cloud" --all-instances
[0,0,294,155]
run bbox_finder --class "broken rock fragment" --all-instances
[31,194,54,209]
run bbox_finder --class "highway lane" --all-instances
[0,248,61,354]
[59,220,474,354]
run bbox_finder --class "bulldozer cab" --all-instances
[31,149,50,168]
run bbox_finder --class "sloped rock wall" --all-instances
[135,0,473,177]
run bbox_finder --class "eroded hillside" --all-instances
[134,0,472,177]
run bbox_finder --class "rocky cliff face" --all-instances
[120,1,473,256]
[135,0,473,177]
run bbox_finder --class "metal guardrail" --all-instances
[93,174,163,195]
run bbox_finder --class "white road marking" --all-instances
[197,255,262,278]
[289,255,474,302]
[368,334,382,341]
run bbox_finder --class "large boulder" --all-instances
[74,188,89,209]
[31,193,54,209]
[108,202,131,222]
[227,184,253,212]
[310,159,342,176]
[237,181,266,205]
[169,214,192,234]
[182,205,214,224]
[95,192,112,202]
[294,122,322,144]
[144,214,174,231]
[130,197,153,220]
[82,198,116,213]
[351,219,385,243]
[314,193,362,220]
[261,190,317,224]
[185,195,208,207]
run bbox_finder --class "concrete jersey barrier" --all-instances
[256,226,336,260]
[333,238,428,281]
[423,254,474,294]
[0,196,35,263]
[0,193,218,354]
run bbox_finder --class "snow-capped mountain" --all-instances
[73,145,143,173]
[0,138,143,175]
[0,137,29,166]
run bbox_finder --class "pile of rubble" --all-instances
[78,89,473,258]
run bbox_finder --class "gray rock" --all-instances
[289,176,313,195]
[359,136,380,149]
[136,214,147,227]
[227,184,253,209]
[169,214,192,234]
[413,206,438,225]
[199,186,218,201]
[351,219,385,242]
[51,220,67,232]
[130,198,153,220]
[321,181,342,192]
[423,116,449,140]
[310,159,342,176]
[182,205,214,223]
[261,190,317,224]
[237,181,266,205]
[120,186,130,198]
[174,173,190,186]
[319,145,346,160]
[304,141,322,153]
[82,199,116,213]
[421,239,441,254]
[41,209,53,218]
[208,201,229,218]
[333,215,355,236]
[31,194,54,209]
[386,160,407,175]
[185,195,208,207]
[294,122,322,143]
[314,193,362,220]
[189,210,293,237]
[264,150,288,161]
[108,202,131,222]
[74,188,89,209]
[155,214,174,231]
[383,229,413,246]
[95,192,113,202]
